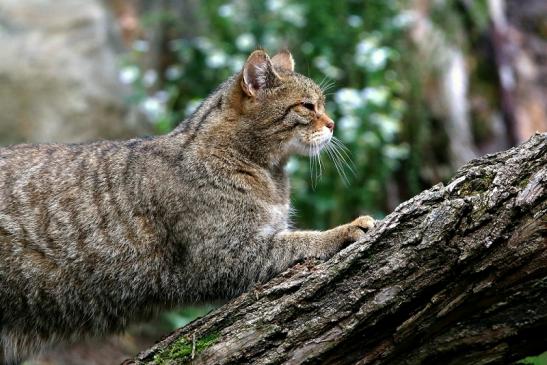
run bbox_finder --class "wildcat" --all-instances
[0,49,374,363]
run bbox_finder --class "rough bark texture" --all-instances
[127,133,546,365]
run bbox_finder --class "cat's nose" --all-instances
[317,113,335,132]
[326,119,335,132]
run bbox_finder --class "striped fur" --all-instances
[0,50,373,363]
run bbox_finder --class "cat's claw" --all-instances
[352,215,375,232]
[347,215,375,241]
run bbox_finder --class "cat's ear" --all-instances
[241,50,281,97]
[271,50,295,73]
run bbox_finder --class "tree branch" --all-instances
[126,133,546,365]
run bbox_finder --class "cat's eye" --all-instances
[301,102,315,111]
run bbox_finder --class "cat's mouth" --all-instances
[306,138,330,156]
[288,131,332,156]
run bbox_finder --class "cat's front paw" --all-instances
[347,215,375,241]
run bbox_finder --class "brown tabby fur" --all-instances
[0,50,373,363]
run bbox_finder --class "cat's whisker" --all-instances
[314,143,323,187]
[326,139,357,186]
[321,78,334,88]
[330,137,357,173]
[331,136,351,153]
[306,140,327,189]
[318,76,327,89]
[313,145,321,189]
[314,141,323,183]
[325,144,350,186]
[320,78,335,94]
[330,145,356,172]
[317,145,324,181]
[318,75,329,90]
[322,84,335,93]
[329,142,357,177]
[308,148,315,190]
[325,144,342,181]
[321,80,336,94]
[324,145,338,173]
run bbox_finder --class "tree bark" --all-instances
[126,133,547,365]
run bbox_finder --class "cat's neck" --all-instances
[169,76,290,173]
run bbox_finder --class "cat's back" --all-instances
[0,140,109,183]
[0,138,172,262]
[0,136,177,199]
[0,143,74,215]
[0,141,116,213]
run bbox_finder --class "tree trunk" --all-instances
[489,0,547,145]
[126,133,547,365]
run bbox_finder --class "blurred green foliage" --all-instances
[161,304,216,329]
[520,352,547,365]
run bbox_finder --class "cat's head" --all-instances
[233,49,334,159]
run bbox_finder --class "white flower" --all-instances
[132,40,149,53]
[335,88,364,112]
[370,113,399,141]
[338,115,359,142]
[326,66,342,79]
[280,5,306,27]
[355,38,377,56]
[361,132,380,147]
[235,33,256,51]
[355,42,391,71]
[165,66,182,80]
[313,56,342,79]
[262,33,280,49]
[194,37,213,52]
[266,0,285,12]
[347,15,363,28]
[206,50,227,68]
[142,97,165,121]
[218,4,235,17]
[286,158,299,174]
[229,56,245,73]
[361,87,389,106]
[368,47,389,70]
[383,144,409,160]
[392,11,417,28]
[143,69,157,87]
[339,115,359,130]
[314,56,330,70]
[119,66,139,84]
[154,90,169,103]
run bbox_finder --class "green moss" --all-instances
[518,176,531,189]
[153,332,220,365]
[457,171,495,196]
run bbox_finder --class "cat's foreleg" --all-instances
[262,216,375,276]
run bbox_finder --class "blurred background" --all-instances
[0,0,544,363]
